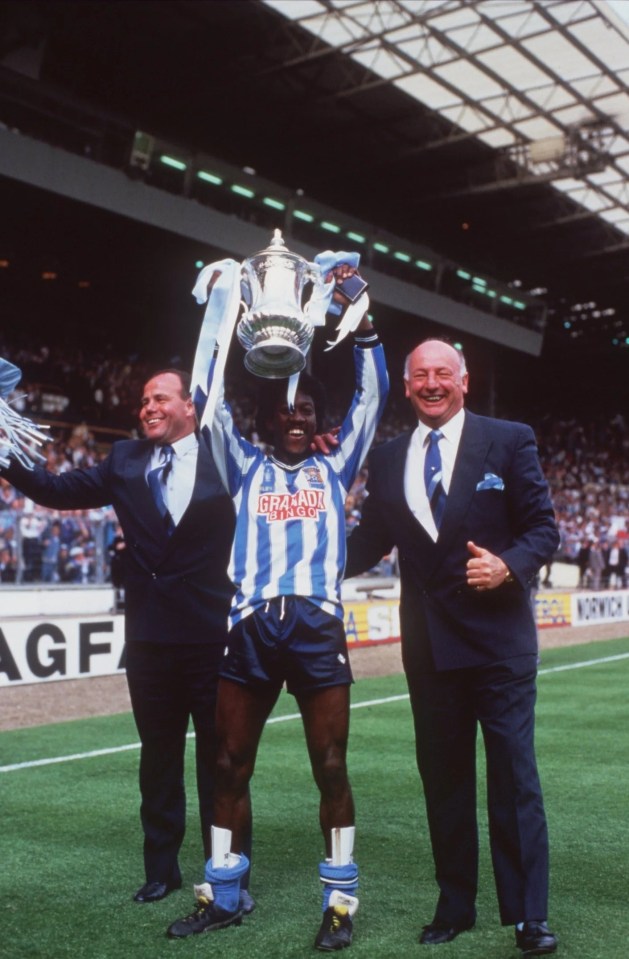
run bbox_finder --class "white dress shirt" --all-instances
[404,408,465,541]
[146,432,199,527]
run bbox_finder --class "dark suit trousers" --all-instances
[405,654,549,926]
[125,641,222,884]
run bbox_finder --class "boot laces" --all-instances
[182,895,211,923]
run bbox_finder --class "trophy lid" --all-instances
[250,228,301,260]
[268,228,287,251]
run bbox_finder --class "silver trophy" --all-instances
[237,230,320,378]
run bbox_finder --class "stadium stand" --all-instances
[1,337,627,589]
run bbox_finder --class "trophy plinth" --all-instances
[237,230,318,378]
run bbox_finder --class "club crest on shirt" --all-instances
[302,466,325,489]
[257,489,326,522]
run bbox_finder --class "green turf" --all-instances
[1,637,628,958]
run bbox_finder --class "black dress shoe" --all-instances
[419,918,475,945]
[133,879,182,903]
[515,921,557,956]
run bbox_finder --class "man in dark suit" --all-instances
[345,339,559,955]
[0,369,252,907]
[603,537,628,588]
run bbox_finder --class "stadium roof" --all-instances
[266,0,629,237]
[1,0,629,354]
[261,0,629,346]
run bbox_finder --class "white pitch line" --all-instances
[1,654,628,775]
[538,651,629,674]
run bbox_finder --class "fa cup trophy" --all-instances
[236,229,320,378]
[191,231,368,422]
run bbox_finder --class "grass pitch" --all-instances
[1,637,628,959]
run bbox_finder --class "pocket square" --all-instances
[476,472,504,491]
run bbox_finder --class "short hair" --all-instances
[255,372,326,445]
[146,368,192,398]
[403,338,467,379]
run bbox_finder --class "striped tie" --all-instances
[424,429,447,530]
[147,444,175,535]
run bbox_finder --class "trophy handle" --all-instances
[307,261,324,284]
[239,269,252,308]
[303,263,333,328]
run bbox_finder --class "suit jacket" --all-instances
[346,411,559,671]
[603,546,628,572]
[2,437,235,646]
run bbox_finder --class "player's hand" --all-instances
[325,264,359,309]
[325,263,356,284]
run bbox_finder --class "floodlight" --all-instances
[159,155,187,171]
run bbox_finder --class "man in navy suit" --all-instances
[1,369,252,907]
[346,340,559,955]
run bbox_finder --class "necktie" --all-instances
[424,429,447,530]
[148,444,175,535]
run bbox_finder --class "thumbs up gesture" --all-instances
[466,540,511,592]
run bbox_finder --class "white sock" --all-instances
[211,826,233,869]
[331,826,355,866]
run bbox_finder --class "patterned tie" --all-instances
[424,429,447,530]
[147,444,175,535]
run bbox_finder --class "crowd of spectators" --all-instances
[534,412,629,589]
[1,337,628,590]
[0,417,123,585]
[2,337,152,429]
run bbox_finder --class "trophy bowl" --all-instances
[237,230,318,378]
[237,314,314,378]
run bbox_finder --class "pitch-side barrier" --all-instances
[2,576,629,687]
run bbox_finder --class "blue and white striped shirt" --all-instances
[206,342,388,627]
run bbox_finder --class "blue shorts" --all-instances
[220,596,353,696]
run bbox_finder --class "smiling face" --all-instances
[404,340,468,428]
[268,390,318,464]
[139,372,196,446]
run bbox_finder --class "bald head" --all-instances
[403,339,469,428]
